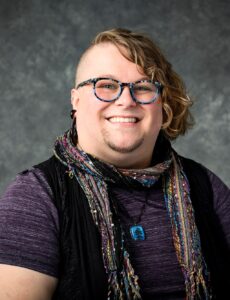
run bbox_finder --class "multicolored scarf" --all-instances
[53,130,211,299]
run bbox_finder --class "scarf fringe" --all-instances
[184,267,210,299]
[164,153,211,299]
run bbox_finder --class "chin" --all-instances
[106,138,144,154]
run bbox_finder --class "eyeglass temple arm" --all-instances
[76,79,94,89]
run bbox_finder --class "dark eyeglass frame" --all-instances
[76,77,163,104]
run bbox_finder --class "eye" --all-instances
[135,86,152,91]
[133,85,153,93]
[96,80,119,90]
[100,84,117,90]
[133,81,157,94]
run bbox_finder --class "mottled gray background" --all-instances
[0,0,229,195]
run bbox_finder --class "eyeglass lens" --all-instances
[94,79,159,103]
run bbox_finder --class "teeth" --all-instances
[109,117,137,123]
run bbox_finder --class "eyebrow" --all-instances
[97,74,150,82]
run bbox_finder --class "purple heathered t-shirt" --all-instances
[0,164,229,299]
[0,168,60,277]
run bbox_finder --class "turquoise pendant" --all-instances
[130,225,146,241]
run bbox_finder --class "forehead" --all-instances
[76,43,145,83]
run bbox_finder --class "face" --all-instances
[71,43,163,168]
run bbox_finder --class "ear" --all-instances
[71,88,79,109]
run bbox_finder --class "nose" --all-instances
[115,85,137,107]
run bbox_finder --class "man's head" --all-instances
[71,28,193,168]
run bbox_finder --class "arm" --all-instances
[0,265,57,300]
[0,168,60,299]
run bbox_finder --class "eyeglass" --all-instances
[76,77,163,104]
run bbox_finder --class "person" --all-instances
[0,28,229,300]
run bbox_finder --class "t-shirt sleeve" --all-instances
[206,168,230,247]
[0,167,60,278]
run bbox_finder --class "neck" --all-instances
[76,143,153,169]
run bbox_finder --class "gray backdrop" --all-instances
[0,0,229,195]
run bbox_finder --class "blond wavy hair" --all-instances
[77,28,194,140]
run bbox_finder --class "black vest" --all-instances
[35,155,230,300]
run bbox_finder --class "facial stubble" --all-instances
[102,128,144,153]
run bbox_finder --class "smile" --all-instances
[108,117,138,123]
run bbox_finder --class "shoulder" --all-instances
[178,154,228,187]
[178,154,230,212]
[178,155,207,174]
[0,163,59,231]
[1,165,54,212]
[204,167,230,213]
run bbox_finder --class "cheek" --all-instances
[147,103,163,130]
[77,106,95,132]
[76,99,107,130]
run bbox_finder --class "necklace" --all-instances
[118,189,150,241]
[130,190,149,241]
